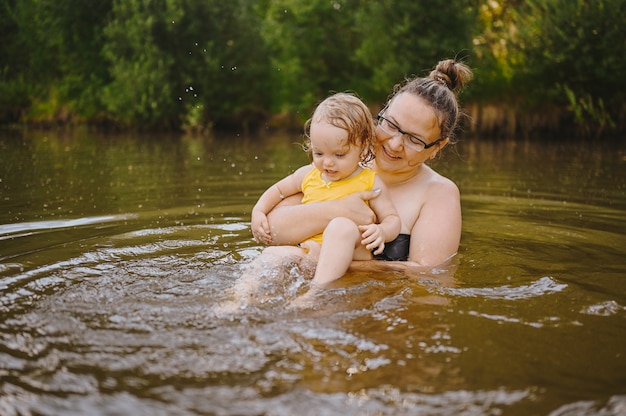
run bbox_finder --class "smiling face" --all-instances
[309,121,363,182]
[373,93,446,175]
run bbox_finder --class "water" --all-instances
[1,129,625,415]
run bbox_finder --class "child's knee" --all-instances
[324,217,359,239]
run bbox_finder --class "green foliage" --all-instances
[563,85,615,139]
[467,0,525,100]
[0,0,623,135]
[4,0,112,121]
[0,0,29,121]
[102,0,272,129]
[262,0,369,114]
[262,0,476,114]
[102,0,177,127]
[511,0,626,128]
[354,0,477,101]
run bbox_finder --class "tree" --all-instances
[103,0,272,130]
[512,0,626,135]
[0,0,31,122]
[1,0,112,122]
[354,0,477,102]
[261,0,371,115]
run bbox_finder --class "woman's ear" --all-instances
[430,138,449,159]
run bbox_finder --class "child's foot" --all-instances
[288,284,324,309]
[212,297,249,318]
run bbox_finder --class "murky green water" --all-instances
[1,128,625,415]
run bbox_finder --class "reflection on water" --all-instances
[1,129,625,415]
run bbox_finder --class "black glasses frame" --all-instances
[377,108,445,151]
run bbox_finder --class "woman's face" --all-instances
[374,93,444,173]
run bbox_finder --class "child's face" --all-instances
[309,121,363,182]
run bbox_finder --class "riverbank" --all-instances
[5,101,624,141]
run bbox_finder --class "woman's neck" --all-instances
[373,161,425,186]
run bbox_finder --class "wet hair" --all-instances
[390,59,473,144]
[304,92,375,164]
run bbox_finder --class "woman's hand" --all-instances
[338,189,380,225]
[262,190,380,246]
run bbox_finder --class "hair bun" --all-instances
[429,59,473,92]
[433,72,453,89]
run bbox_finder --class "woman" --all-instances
[254,58,473,272]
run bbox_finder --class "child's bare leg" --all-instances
[299,240,321,262]
[215,245,306,314]
[352,244,374,261]
[313,217,361,286]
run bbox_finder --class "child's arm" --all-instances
[251,165,312,242]
[359,177,401,255]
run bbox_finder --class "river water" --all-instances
[0,128,625,415]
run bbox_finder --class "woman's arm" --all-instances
[259,190,381,245]
[348,257,457,287]
[408,179,461,266]
[348,178,461,272]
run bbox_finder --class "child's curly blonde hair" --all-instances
[303,92,375,164]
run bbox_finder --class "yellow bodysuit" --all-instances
[301,166,376,244]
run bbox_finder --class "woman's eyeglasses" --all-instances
[377,110,445,152]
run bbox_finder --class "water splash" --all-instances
[581,300,626,316]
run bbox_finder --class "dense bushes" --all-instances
[0,0,624,136]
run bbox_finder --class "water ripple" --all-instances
[439,276,567,300]
[0,215,137,240]
[0,382,535,416]
[465,310,562,328]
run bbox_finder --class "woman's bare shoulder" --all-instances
[424,167,460,198]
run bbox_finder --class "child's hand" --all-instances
[359,224,386,255]
[251,210,271,244]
